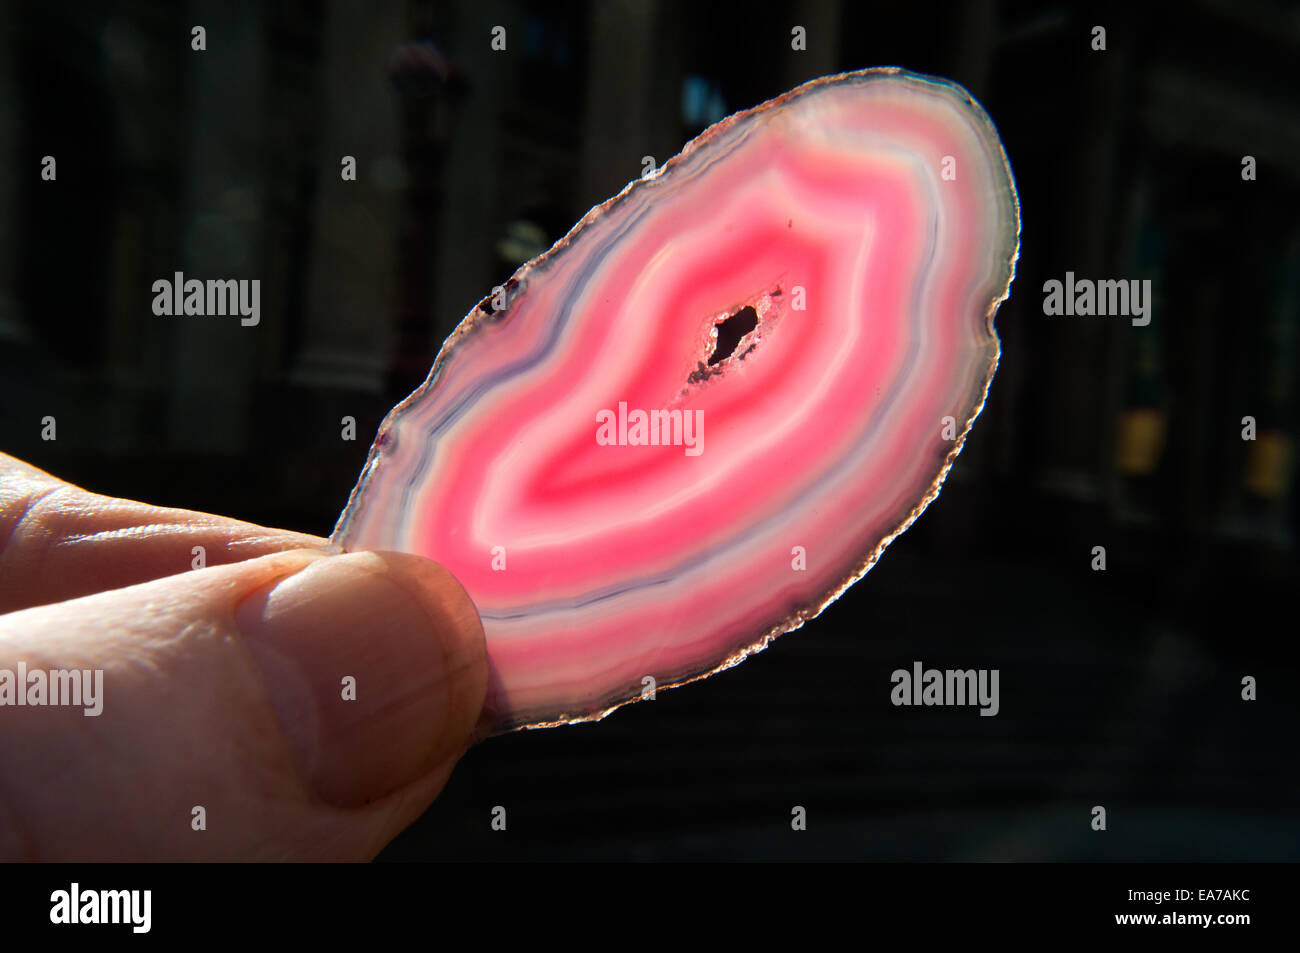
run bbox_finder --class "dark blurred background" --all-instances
[1,0,1297,860]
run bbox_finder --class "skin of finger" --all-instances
[0,453,60,482]
[0,457,329,614]
[0,550,475,861]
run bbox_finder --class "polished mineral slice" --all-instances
[333,68,1021,731]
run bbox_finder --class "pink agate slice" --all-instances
[333,68,1020,731]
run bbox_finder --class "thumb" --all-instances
[0,549,488,860]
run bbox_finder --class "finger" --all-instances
[0,452,327,613]
[0,548,487,860]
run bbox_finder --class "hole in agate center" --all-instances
[708,305,758,366]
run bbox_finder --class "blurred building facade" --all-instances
[1,0,1297,551]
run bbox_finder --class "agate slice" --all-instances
[333,68,1020,731]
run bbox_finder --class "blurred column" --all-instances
[0,1,21,346]
[293,0,405,397]
[167,0,271,452]
[781,0,842,90]
[431,0,511,351]
[1037,24,1133,500]
[952,0,996,99]
[577,0,682,215]
[100,13,188,451]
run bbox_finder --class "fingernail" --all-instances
[235,551,487,807]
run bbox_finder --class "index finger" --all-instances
[0,453,330,614]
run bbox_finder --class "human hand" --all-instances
[0,453,488,860]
